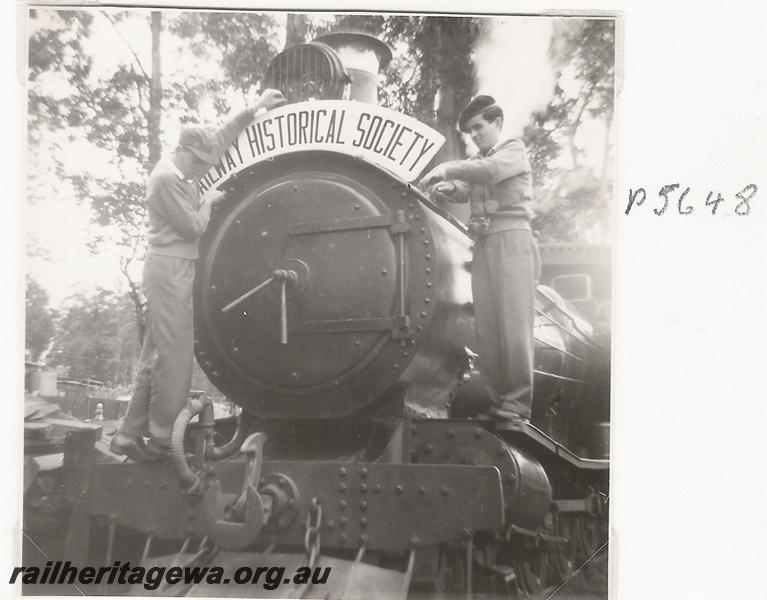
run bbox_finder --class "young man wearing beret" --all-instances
[110,89,286,461]
[419,95,538,422]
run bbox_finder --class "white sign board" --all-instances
[199,100,445,191]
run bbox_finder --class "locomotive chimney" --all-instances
[313,31,392,104]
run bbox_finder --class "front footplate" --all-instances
[87,461,504,552]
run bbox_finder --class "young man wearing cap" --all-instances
[419,95,538,422]
[110,89,285,461]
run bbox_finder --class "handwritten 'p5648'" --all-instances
[625,184,757,216]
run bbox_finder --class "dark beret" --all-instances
[458,95,501,132]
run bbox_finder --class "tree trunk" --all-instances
[285,14,308,49]
[436,80,461,162]
[147,11,162,174]
[434,19,464,163]
[120,256,146,347]
[126,11,163,345]
[431,18,474,224]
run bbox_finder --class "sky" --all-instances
[474,17,556,138]
[25,9,610,307]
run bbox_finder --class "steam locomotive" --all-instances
[25,32,610,598]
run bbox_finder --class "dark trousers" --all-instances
[472,229,538,418]
[120,254,195,447]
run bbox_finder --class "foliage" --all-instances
[524,19,615,242]
[27,9,283,342]
[548,19,615,167]
[26,277,56,362]
[29,10,153,341]
[27,11,94,145]
[47,289,139,384]
[169,12,281,99]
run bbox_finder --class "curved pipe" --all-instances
[172,399,250,493]
[170,398,206,493]
[206,413,248,460]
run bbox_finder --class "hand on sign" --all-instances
[418,165,446,191]
[430,181,456,205]
[202,188,226,207]
[255,89,287,112]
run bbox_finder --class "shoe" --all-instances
[109,434,154,462]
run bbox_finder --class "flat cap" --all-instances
[178,127,219,164]
[458,95,500,132]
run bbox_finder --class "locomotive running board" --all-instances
[493,420,609,471]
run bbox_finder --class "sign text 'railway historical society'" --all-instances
[199,100,445,191]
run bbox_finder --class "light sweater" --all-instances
[441,138,534,233]
[146,109,254,259]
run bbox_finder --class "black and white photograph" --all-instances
[20,7,615,597]
[10,2,767,599]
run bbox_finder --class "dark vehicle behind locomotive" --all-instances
[23,32,610,598]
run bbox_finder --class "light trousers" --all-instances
[472,229,538,418]
[120,254,195,447]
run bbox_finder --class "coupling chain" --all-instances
[303,498,322,568]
